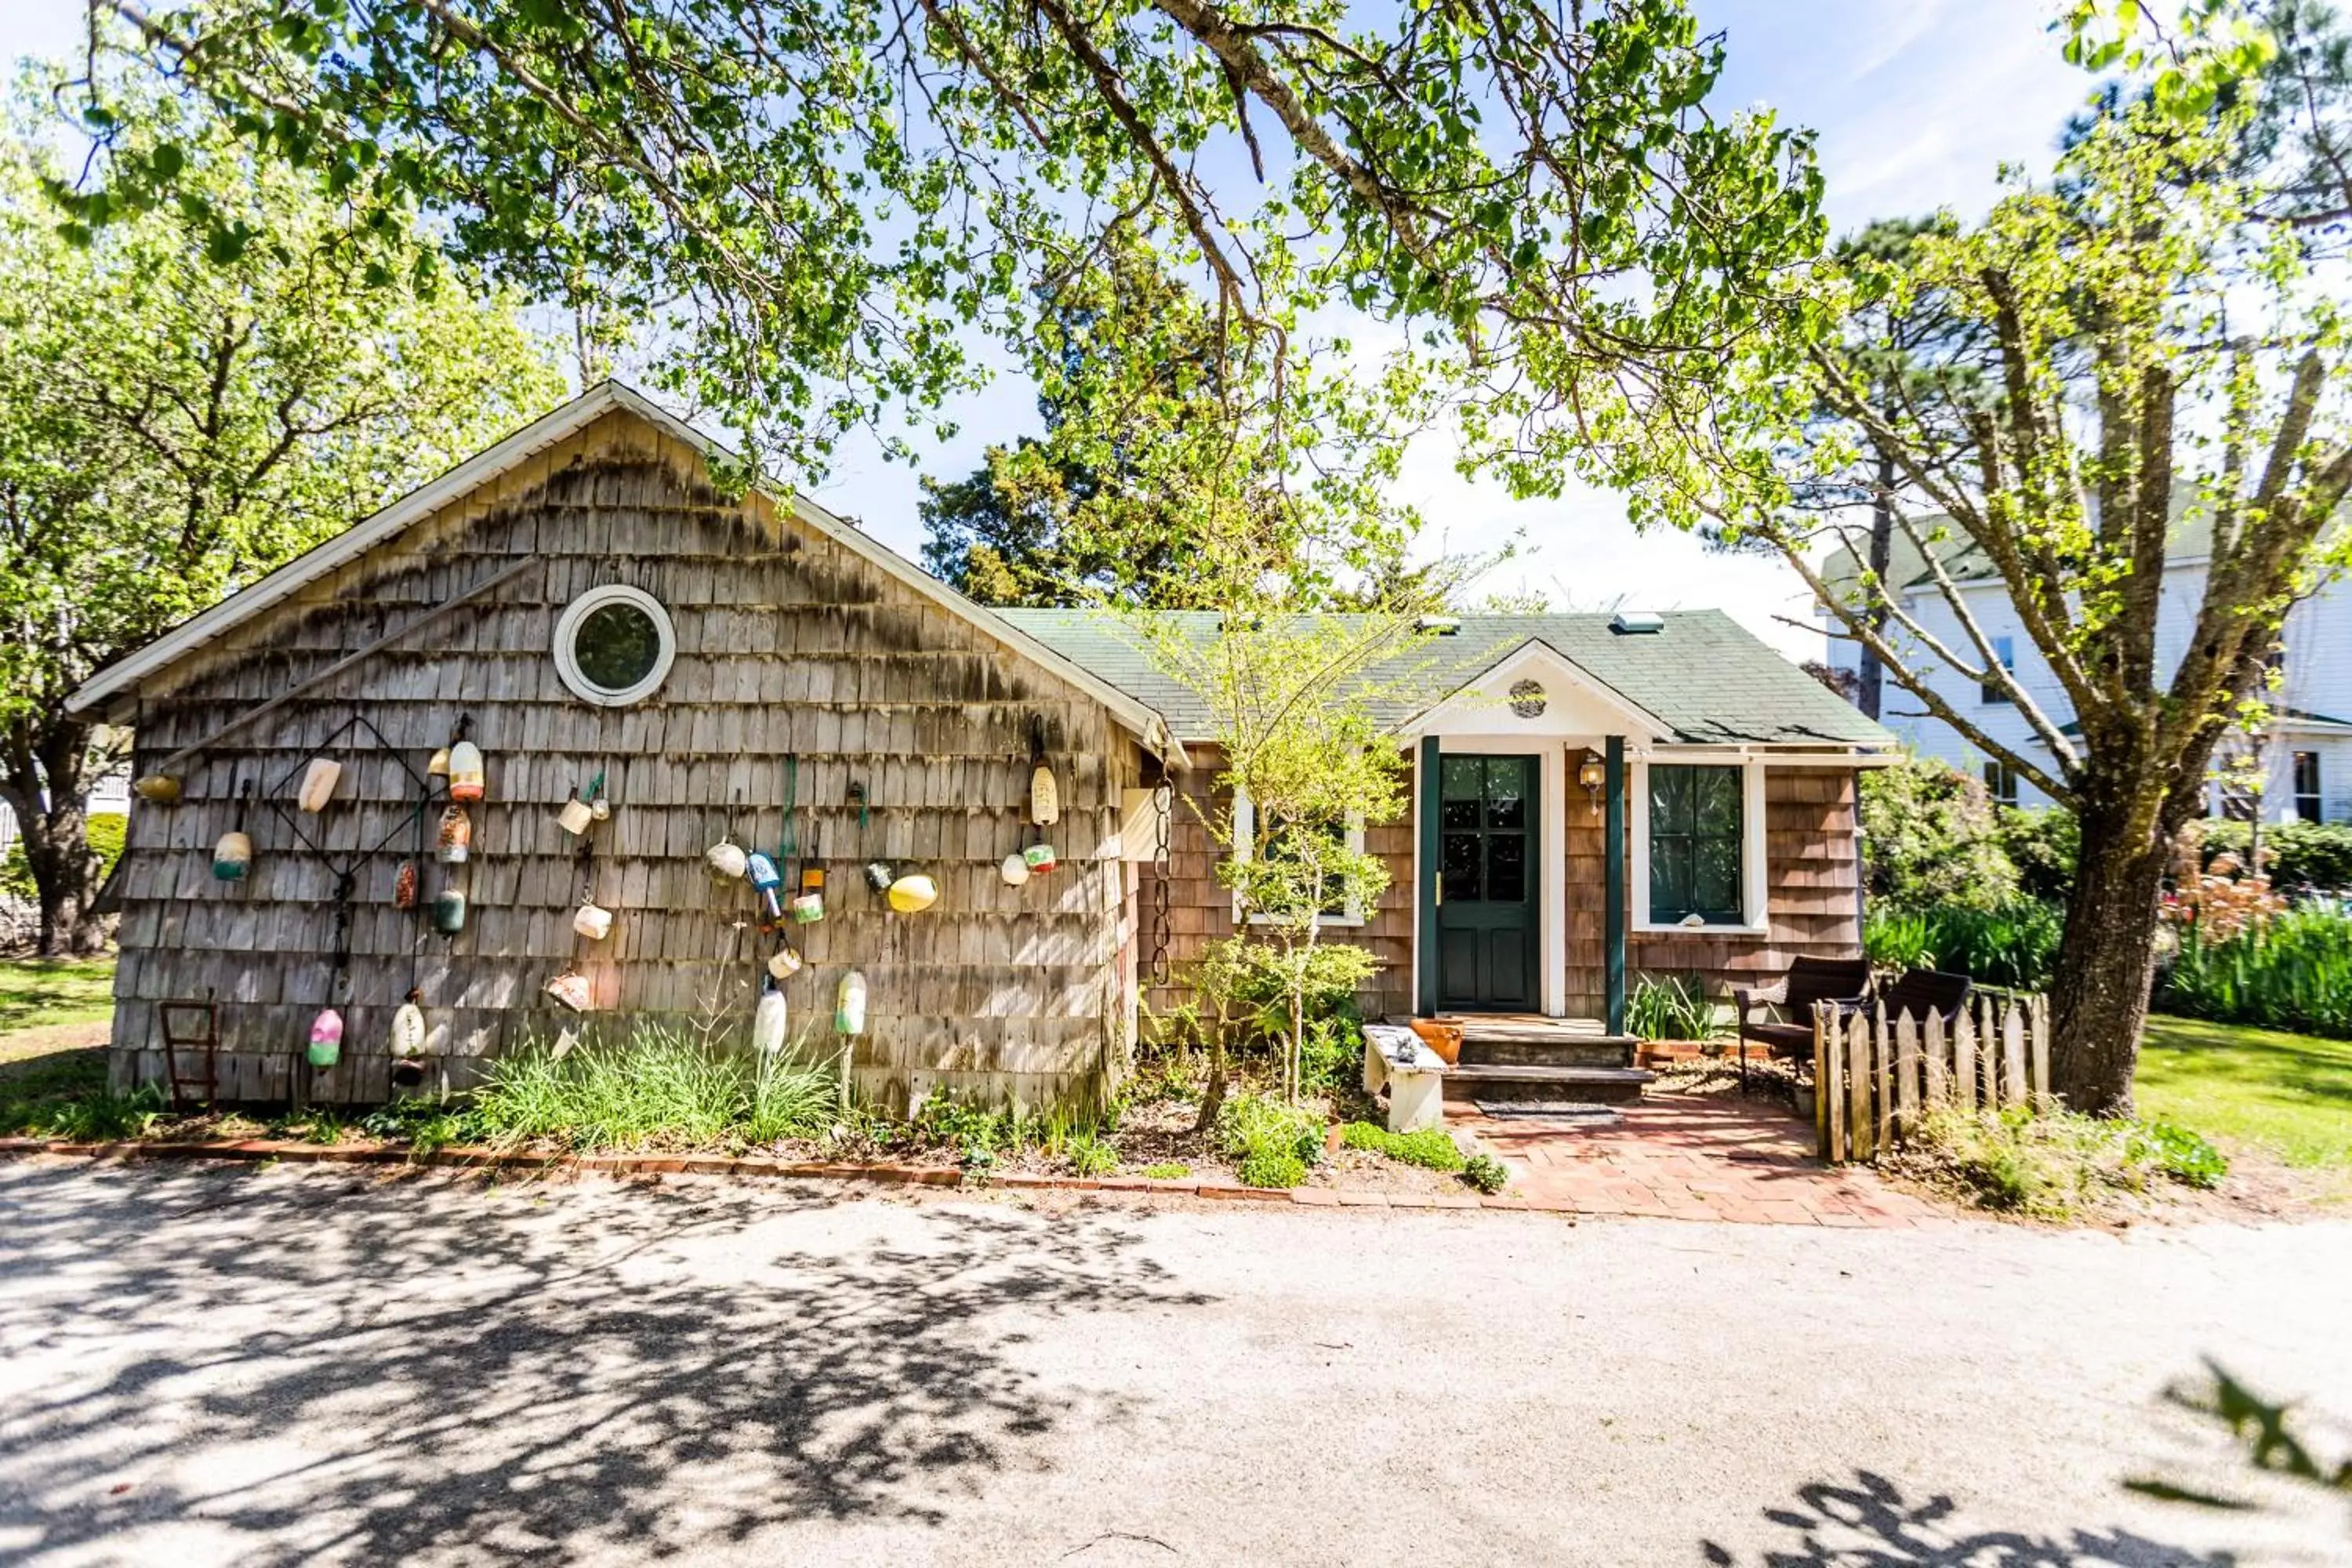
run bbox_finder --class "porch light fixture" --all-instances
[1577,748,1606,815]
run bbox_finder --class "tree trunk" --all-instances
[2048,793,2172,1116]
[1,717,108,958]
[1858,445,1896,721]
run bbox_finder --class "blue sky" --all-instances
[0,0,2092,655]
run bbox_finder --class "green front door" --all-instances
[1435,754,1541,1011]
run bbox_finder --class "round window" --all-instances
[554,586,675,706]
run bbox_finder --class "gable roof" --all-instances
[64,382,1184,759]
[998,609,1894,748]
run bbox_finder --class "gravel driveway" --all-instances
[1,1157,2347,1567]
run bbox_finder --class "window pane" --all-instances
[1650,767,1692,833]
[1693,768,1741,836]
[1440,799,1480,832]
[1484,758,1526,830]
[1694,836,1741,917]
[1442,833,1482,902]
[1487,833,1526,902]
[1650,835,1691,921]
[1442,757,1484,800]
[574,602,662,691]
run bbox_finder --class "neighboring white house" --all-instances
[1820,517,2352,824]
[0,769,131,867]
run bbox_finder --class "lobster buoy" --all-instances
[1022,841,1058,875]
[862,859,895,894]
[706,836,748,880]
[1029,760,1059,826]
[835,970,868,1036]
[307,1007,344,1069]
[556,788,594,836]
[767,944,804,981]
[887,873,938,914]
[437,804,472,864]
[212,829,252,882]
[1000,851,1030,887]
[298,757,342,813]
[746,850,782,917]
[390,995,426,1059]
[426,746,452,780]
[447,739,485,804]
[133,774,181,805]
[429,886,467,935]
[544,970,593,1011]
[788,891,825,924]
[393,860,419,910]
[572,902,614,942]
[753,983,789,1054]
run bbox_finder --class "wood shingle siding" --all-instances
[108,410,1138,1112]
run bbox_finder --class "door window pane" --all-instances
[1484,758,1526,830]
[1442,833,1482,902]
[1442,757,1485,799]
[1486,833,1526,902]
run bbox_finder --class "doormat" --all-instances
[1472,1102,1622,1125]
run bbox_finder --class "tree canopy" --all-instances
[71,0,1823,522]
[0,73,562,951]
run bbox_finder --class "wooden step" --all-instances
[1442,1062,1655,1105]
[1455,1036,1635,1069]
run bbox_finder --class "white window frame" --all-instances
[554,584,677,707]
[1230,787,1368,928]
[1630,756,1769,935]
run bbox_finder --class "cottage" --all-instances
[71,381,1893,1114]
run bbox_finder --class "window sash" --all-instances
[1647,764,1744,924]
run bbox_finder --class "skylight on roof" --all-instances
[1610,611,1664,635]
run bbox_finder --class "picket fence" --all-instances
[1810,993,2051,1164]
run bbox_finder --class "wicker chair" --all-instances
[1733,956,1873,1080]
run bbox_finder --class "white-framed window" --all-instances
[554,584,676,706]
[2294,750,2323,824]
[1630,757,1768,932]
[1980,635,2016,705]
[1984,758,2020,807]
[1230,788,1368,927]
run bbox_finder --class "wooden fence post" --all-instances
[2002,999,2028,1106]
[1847,1011,1874,1163]
[1812,1003,1831,1156]
[1955,1004,1979,1114]
[1822,1003,1846,1161]
[1894,1011,1920,1142]
[2029,996,2051,1107]
[1922,1009,1947,1112]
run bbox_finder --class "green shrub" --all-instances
[1339,1120,1465,1171]
[1864,899,2063,989]
[470,1022,836,1150]
[2160,907,2352,1039]
[43,1083,164,1142]
[1996,806,2078,904]
[2134,1120,2229,1189]
[1461,1152,1508,1194]
[0,813,126,902]
[2198,818,2352,891]
[1624,972,1719,1041]
[1911,1105,2227,1218]
[1298,1014,1367,1095]
[1860,756,2019,913]
[1218,1091,1322,1188]
[1141,1161,1190,1180]
[1064,1131,1118,1177]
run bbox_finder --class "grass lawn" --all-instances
[0,956,115,1052]
[0,956,118,1133]
[2140,1014,2352,1171]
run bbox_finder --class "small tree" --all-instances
[1145,608,1422,1109]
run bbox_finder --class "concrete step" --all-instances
[1455,1036,1636,1069]
[1442,1063,1655,1105]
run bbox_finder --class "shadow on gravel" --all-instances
[0,1160,1210,1565]
[1702,1469,2234,1567]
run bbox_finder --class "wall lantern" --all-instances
[1577,749,1606,817]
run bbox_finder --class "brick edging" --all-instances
[0,1137,1559,1214]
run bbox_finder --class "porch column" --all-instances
[1416,735,1441,1015]
[1604,735,1627,1034]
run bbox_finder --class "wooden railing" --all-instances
[1811,993,2051,1163]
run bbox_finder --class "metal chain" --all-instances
[1150,747,1174,989]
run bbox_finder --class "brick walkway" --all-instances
[1452,1094,1949,1227]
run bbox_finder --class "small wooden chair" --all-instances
[1875,968,1973,1029]
[1733,956,1872,1080]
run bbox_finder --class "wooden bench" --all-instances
[1362,1024,1448,1134]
